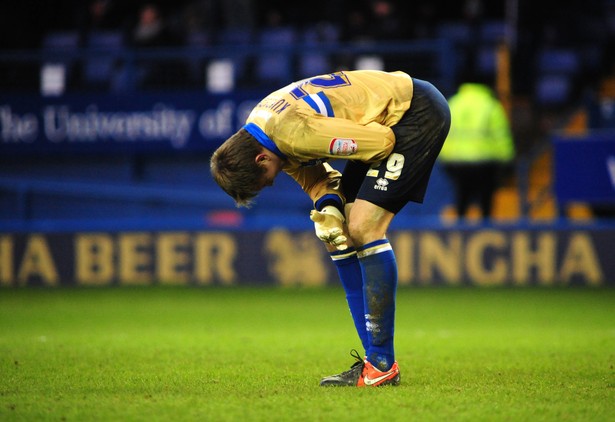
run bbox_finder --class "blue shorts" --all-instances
[341,78,451,214]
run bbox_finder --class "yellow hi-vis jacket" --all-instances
[439,83,514,163]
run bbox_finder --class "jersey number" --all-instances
[289,73,351,100]
[369,153,405,180]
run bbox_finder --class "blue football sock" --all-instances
[330,248,369,352]
[357,239,397,371]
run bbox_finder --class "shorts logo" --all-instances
[329,138,357,156]
[374,178,389,191]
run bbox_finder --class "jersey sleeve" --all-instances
[283,162,345,211]
[277,108,396,164]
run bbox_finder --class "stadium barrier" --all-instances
[1,224,613,287]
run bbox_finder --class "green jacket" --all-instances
[439,83,515,163]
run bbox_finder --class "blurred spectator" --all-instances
[565,67,615,134]
[439,75,515,220]
[367,0,405,41]
[587,75,615,130]
[76,0,135,47]
[80,0,126,32]
[462,0,484,26]
[131,3,182,48]
[130,2,188,90]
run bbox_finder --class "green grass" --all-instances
[1,287,613,421]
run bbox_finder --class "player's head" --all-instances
[210,128,266,207]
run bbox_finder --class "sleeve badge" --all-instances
[329,138,357,156]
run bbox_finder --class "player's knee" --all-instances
[347,220,382,247]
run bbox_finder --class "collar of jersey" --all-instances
[243,123,287,160]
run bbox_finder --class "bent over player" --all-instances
[210,70,450,387]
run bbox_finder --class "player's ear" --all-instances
[255,153,269,165]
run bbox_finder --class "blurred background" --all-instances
[0,0,614,286]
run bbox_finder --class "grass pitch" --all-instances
[1,286,613,421]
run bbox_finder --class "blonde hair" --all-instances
[210,128,266,207]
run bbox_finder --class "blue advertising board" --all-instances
[553,133,615,204]
[0,92,265,154]
[1,227,613,287]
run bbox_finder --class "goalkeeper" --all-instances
[210,70,450,387]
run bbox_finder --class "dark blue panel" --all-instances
[0,91,265,155]
[553,134,615,204]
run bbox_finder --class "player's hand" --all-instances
[310,206,348,250]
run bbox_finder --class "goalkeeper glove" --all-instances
[310,205,348,250]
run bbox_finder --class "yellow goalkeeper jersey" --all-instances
[244,70,414,208]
